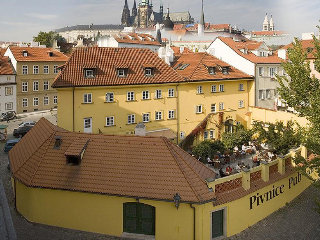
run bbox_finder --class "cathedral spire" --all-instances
[121,0,131,27]
[132,0,137,17]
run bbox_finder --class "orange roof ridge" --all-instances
[189,52,207,81]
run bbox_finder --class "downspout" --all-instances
[176,84,179,144]
[72,87,75,132]
[190,204,196,240]
[14,178,17,210]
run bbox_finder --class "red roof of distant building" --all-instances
[114,33,161,46]
[8,47,68,62]
[0,56,15,75]
[281,39,317,59]
[251,31,286,36]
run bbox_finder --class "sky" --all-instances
[0,0,319,42]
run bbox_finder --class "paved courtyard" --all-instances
[0,110,320,240]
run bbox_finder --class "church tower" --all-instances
[262,13,269,31]
[121,0,131,26]
[269,15,274,31]
[159,1,164,23]
[132,0,137,18]
[198,0,205,36]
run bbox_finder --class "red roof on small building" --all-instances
[8,47,68,62]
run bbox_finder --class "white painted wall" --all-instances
[207,38,255,75]
[4,48,17,71]
[0,75,17,114]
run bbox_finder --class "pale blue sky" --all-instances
[0,0,319,41]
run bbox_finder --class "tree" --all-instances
[192,140,225,163]
[222,125,253,150]
[33,31,66,48]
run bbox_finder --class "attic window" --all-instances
[145,68,153,76]
[54,136,62,149]
[307,47,313,53]
[65,139,90,166]
[178,64,189,70]
[48,51,54,57]
[117,68,128,77]
[66,156,81,165]
[22,50,28,57]
[208,67,216,75]
[222,67,230,75]
[84,68,95,78]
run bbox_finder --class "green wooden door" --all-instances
[124,203,155,235]
[212,209,224,238]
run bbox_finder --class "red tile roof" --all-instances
[52,47,185,88]
[114,33,161,46]
[9,118,216,203]
[251,31,286,36]
[282,39,317,59]
[217,37,283,64]
[0,56,15,75]
[173,52,253,81]
[8,47,68,62]
[0,48,6,57]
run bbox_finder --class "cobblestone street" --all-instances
[0,110,320,240]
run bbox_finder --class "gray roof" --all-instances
[56,24,123,32]
[163,12,193,22]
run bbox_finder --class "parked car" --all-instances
[18,121,36,128]
[0,111,17,122]
[13,125,33,138]
[3,138,20,153]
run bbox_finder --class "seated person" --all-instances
[226,166,232,174]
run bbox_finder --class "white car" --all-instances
[18,121,36,128]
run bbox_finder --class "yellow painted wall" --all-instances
[57,79,251,142]
[15,181,194,240]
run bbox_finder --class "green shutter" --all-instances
[212,209,224,238]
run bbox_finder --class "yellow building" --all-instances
[5,47,68,113]
[52,48,253,143]
[9,118,312,239]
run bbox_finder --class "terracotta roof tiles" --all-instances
[9,118,216,203]
[282,39,317,59]
[0,56,15,75]
[114,33,161,46]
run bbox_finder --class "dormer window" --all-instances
[117,68,127,77]
[65,139,90,166]
[208,67,216,75]
[85,69,95,78]
[222,67,230,75]
[48,51,54,57]
[145,68,153,76]
[22,50,28,57]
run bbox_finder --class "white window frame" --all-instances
[33,97,39,106]
[53,96,58,104]
[210,130,215,139]
[259,90,265,100]
[106,116,115,126]
[83,93,92,103]
[84,118,92,133]
[142,113,150,123]
[44,96,49,105]
[155,111,163,120]
[238,100,244,108]
[208,67,215,75]
[155,89,162,99]
[239,83,244,91]
[33,65,39,74]
[180,131,185,140]
[5,87,13,96]
[53,65,59,74]
[43,81,49,91]
[22,65,28,75]
[22,98,28,108]
[204,131,208,140]
[258,67,264,76]
[219,102,224,111]
[44,65,49,74]
[142,90,150,100]
[145,68,152,76]
[219,84,224,92]
[127,114,136,124]
[117,69,126,77]
[266,89,272,99]
[211,85,217,93]
[168,88,175,98]
[33,81,39,91]
[197,86,203,94]
[168,110,175,119]
[269,67,276,78]
[105,92,114,102]
[196,105,203,114]
[5,102,13,110]
[22,82,28,92]
[127,91,135,101]
[211,104,216,113]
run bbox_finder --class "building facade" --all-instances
[0,52,16,114]
[5,47,68,113]
[52,48,253,143]
[207,37,283,110]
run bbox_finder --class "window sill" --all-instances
[196,112,204,114]
[126,100,137,102]
[81,102,94,104]
[104,125,116,127]
[155,119,164,121]
[141,98,151,101]
[154,97,163,100]
[104,101,115,103]
[167,96,177,98]
[168,118,176,120]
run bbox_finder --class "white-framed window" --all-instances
[142,113,150,123]
[168,110,175,119]
[117,69,126,77]
[5,102,13,110]
[33,65,39,74]
[44,96,49,105]
[211,85,217,93]
[168,88,175,97]
[269,67,276,78]
[5,87,13,96]
[219,102,224,110]
[222,67,229,75]
[197,86,203,94]
[210,129,215,139]
[180,131,185,140]
[84,118,92,133]
[83,93,92,103]
[155,89,162,99]
[22,82,28,92]
[238,100,244,108]
[105,92,114,102]
[33,81,39,91]
[22,65,28,75]
[43,81,49,90]
[22,98,28,108]
[196,105,203,114]
[211,104,216,113]
[145,68,153,76]
[258,67,264,76]
[127,91,134,101]
[53,96,58,104]
[53,65,59,74]
[204,131,208,140]
[33,97,39,106]
[142,90,150,100]
[219,84,224,92]
[127,114,136,124]
[208,67,215,75]
[155,111,163,120]
[239,83,244,91]
[106,116,115,126]
[259,90,265,100]
[85,69,94,78]
[44,65,49,74]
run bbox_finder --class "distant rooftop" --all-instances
[56,24,124,32]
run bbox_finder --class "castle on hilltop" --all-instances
[121,0,194,28]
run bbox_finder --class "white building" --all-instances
[0,53,16,114]
[207,37,284,109]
